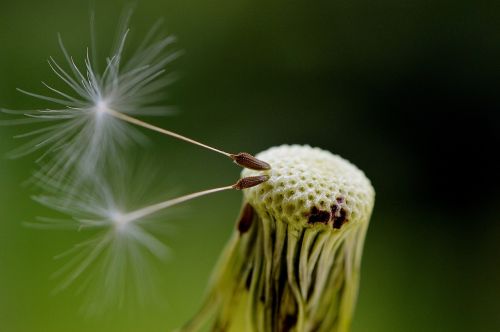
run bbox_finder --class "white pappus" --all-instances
[29,165,178,314]
[2,12,182,186]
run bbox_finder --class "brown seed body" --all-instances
[230,152,271,171]
[233,175,270,190]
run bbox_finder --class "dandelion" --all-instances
[3,9,375,331]
[181,145,375,332]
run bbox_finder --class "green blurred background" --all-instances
[1,0,499,331]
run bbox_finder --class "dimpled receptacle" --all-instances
[242,145,374,231]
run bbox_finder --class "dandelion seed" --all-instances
[181,145,375,332]
[31,169,269,314]
[1,16,268,185]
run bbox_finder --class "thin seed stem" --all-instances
[118,175,269,224]
[120,185,234,224]
[104,108,231,157]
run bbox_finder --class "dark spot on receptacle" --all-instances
[238,203,254,234]
[333,208,348,229]
[336,196,345,203]
[308,206,331,224]
[331,204,339,215]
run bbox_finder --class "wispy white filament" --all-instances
[1,14,182,186]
